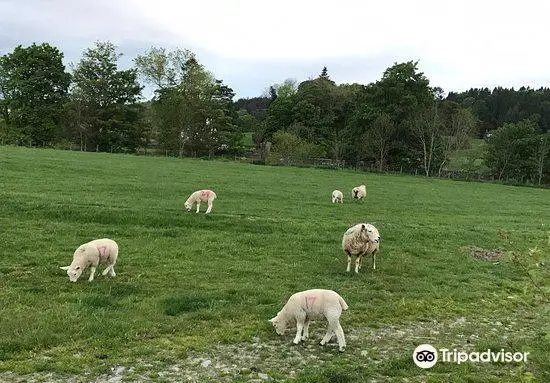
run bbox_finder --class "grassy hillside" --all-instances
[0,146,548,382]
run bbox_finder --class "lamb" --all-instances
[184,189,217,214]
[60,238,118,282]
[269,289,349,352]
[331,190,343,203]
[351,184,366,200]
[342,223,380,273]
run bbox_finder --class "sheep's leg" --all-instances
[334,323,346,352]
[205,201,213,214]
[355,256,361,273]
[320,327,335,346]
[195,202,200,213]
[102,264,116,277]
[346,252,351,272]
[293,317,305,344]
[101,265,112,276]
[321,312,341,347]
[372,251,377,270]
[88,266,97,282]
[301,319,311,341]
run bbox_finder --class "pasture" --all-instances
[0,146,548,382]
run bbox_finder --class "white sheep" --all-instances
[342,223,380,273]
[269,289,349,352]
[331,190,343,203]
[351,184,366,200]
[184,189,217,214]
[60,238,118,282]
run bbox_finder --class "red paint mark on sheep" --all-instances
[305,296,317,309]
[99,245,107,255]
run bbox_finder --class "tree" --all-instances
[234,96,271,120]
[486,119,539,182]
[446,86,550,137]
[278,79,298,98]
[70,41,144,152]
[135,47,197,91]
[437,102,477,175]
[345,61,435,170]
[136,47,240,157]
[410,104,443,176]
[0,43,70,146]
[292,76,340,156]
[534,133,550,185]
[269,130,323,165]
[269,86,277,101]
[367,113,396,171]
[319,66,330,80]
[134,46,176,89]
[262,79,298,142]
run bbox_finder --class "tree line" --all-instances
[1,42,549,185]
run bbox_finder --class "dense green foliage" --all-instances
[135,47,242,157]
[68,41,145,152]
[447,87,550,136]
[485,119,550,184]
[1,42,549,185]
[0,147,548,382]
[0,43,70,146]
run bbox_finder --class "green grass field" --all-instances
[0,146,549,382]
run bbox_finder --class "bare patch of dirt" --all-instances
[470,246,504,261]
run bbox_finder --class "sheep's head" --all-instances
[184,201,193,211]
[268,312,287,335]
[60,265,82,282]
[361,224,380,243]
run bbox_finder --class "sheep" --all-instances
[331,190,343,203]
[351,184,366,200]
[60,238,118,282]
[269,289,349,352]
[342,223,380,273]
[184,189,217,214]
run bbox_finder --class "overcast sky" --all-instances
[1,0,549,99]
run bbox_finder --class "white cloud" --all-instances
[1,0,549,97]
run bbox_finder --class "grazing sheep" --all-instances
[269,289,349,352]
[342,223,380,273]
[184,189,217,214]
[332,190,343,203]
[60,238,118,282]
[351,184,366,200]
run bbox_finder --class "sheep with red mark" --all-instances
[269,289,349,352]
[342,223,380,273]
[184,189,217,214]
[60,238,118,282]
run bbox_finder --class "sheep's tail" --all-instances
[338,295,349,311]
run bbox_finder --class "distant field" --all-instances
[447,138,489,173]
[0,146,548,382]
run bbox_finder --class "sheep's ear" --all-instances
[268,317,275,323]
[60,266,70,270]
